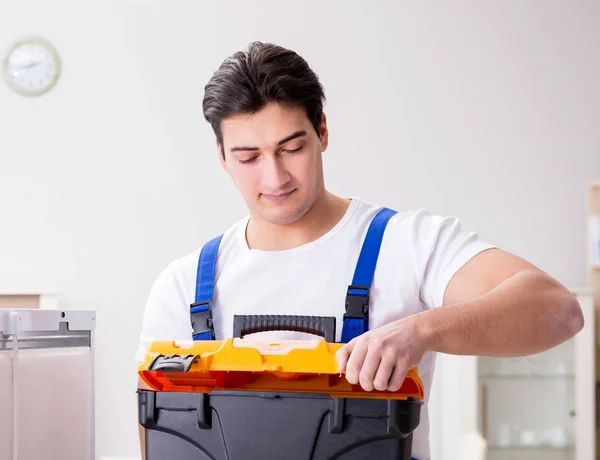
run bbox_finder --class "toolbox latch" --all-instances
[148,353,199,372]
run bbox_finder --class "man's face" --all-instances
[218,102,328,225]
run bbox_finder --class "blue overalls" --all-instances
[189,207,419,460]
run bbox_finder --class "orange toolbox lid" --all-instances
[138,338,424,401]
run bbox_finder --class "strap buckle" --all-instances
[190,301,215,339]
[343,285,370,320]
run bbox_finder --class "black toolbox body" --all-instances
[138,388,421,460]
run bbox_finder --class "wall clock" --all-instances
[2,37,61,97]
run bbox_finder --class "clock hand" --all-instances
[15,61,41,70]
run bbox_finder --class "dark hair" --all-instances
[202,41,326,158]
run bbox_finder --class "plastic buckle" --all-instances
[190,301,215,339]
[343,285,370,320]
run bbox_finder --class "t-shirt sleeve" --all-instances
[135,261,194,361]
[404,210,496,309]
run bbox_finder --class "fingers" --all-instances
[335,341,354,373]
[372,353,395,391]
[344,339,368,385]
[387,362,408,392]
[359,347,381,391]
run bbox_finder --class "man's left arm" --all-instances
[416,247,583,357]
[336,247,584,392]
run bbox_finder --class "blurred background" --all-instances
[1,1,599,459]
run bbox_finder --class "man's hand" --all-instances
[335,315,432,392]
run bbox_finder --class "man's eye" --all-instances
[239,157,257,164]
[284,145,304,154]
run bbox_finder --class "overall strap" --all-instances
[190,234,223,340]
[340,207,397,343]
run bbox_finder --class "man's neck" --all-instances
[245,191,351,251]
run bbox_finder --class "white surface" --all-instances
[1,1,599,459]
[38,293,58,309]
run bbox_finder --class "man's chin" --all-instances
[259,211,302,226]
[256,203,309,226]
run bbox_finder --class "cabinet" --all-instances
[0,308,96,460]
[589,180,600,460]
[433,181,600,460]
[434,288,596,460]
[476,288,595,460]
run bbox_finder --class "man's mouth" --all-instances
[262,189,296,202]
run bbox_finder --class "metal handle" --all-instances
[0,334,89,343]
[233,315,336,342]
[5,311,21,460]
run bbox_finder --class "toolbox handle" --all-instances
[233,315,336,342]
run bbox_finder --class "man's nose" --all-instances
[262,155,291,190]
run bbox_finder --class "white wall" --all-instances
[1,1,599,459]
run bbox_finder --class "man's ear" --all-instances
[217,139,228,173]
[319,113,329,153]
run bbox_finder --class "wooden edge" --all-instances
[0,293,59,309]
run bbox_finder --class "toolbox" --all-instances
[137,315,424,459]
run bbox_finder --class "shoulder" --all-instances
[352,199,452,245]
[386,208,465,244]
[361,200,493,269]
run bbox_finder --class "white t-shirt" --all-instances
[136,197,494,460]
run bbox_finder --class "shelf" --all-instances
[487,448,574,460]
[0,293,58,310]
[488,445,574,451]
[479,374,574,381]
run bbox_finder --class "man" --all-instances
[136,41,583,459]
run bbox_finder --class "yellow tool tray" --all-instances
[138,338,424,401]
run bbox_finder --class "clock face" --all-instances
[2,38,61,96]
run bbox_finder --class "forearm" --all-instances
[417,269,584,357]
